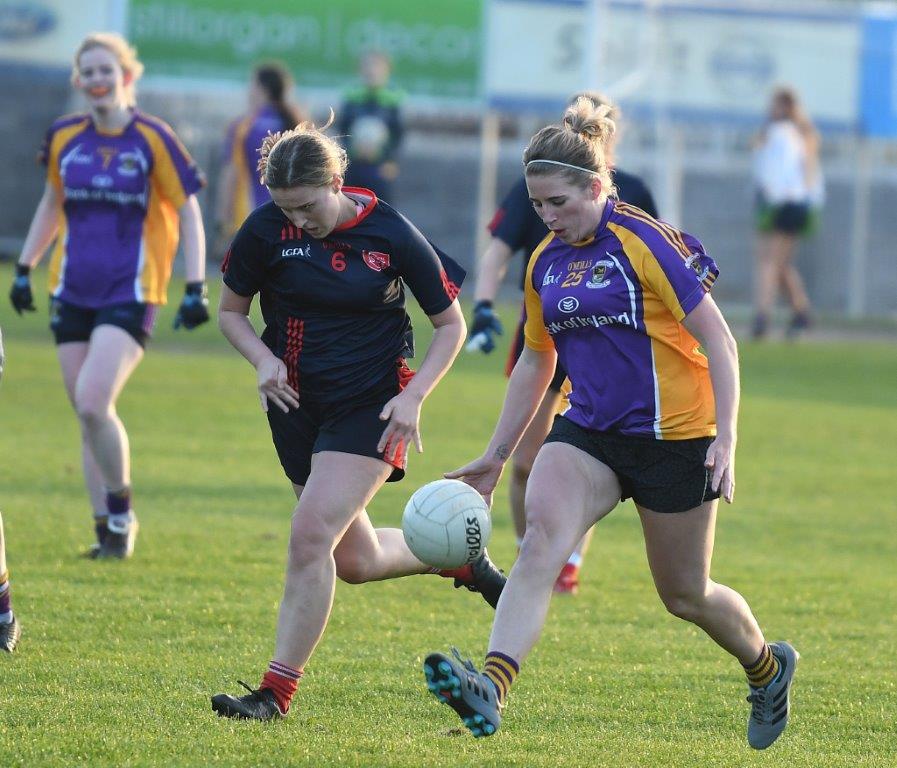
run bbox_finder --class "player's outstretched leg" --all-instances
[423,649,502,738]
[446,550,506,608]
[746,641,799,749]
[211,681,284,720]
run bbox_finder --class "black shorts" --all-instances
[506,308,567,393]
[755,197,813,235]
[265,361,414,486]
[50,299,158,348]
[544,415,720,513]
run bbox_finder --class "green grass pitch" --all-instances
[1,265,895,766]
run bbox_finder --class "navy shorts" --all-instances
[506,308,567,393]
[50,299,158,348]
[266,361,415,486]
[544,415,720,513]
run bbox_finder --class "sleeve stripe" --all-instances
[614,203,692,263]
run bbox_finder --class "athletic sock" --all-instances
[0,570,12,624]
[435,564,473,581]
[260,660,303,714]
[106,488,132,530]
[744,643,780,688]
[483,651,519,706]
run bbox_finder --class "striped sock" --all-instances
[0,571,12,623]
[260,660,303,714]
[744,644,780,688]
[483,651,519,705]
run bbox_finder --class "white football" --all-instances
[402,479,491,569]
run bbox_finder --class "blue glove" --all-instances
[9,264,36,315]
[466,300,503,354]
[173,281,209,330]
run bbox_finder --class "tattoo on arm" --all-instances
[494,444,510,460]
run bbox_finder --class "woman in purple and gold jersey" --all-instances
[8,33,208,560]
[469,91,658,594]
[214,61,306,245]
[424,99,798,750]
[210,114,506,722]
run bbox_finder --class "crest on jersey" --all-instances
[684,252,711,281]
[362,250,391,272]
[586,258,615,289]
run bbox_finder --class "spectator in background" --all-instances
[0,325,21,653]
[751,85,822,339]
[8,32,208,560]
[214,62,306,254]
[337,51,404,204]
[468,92,657,595]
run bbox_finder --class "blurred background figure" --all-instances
[214,61,306,253]
[337,51,404,203]
[8,32,208,560]
[0,325,21,653]
[751,85,822,340]
[468,92,657,595]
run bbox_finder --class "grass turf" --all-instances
[0,264,895,766]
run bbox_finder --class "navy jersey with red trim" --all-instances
[489,170,658,289]
[222,188,464,404]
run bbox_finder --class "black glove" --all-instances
[9,264,36,315]
[466,300,503,354]
[173,281,209,330]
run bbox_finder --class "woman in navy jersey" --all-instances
[9,33,208,560]
[211,115,506,721]
[422,99,797,750]
[214,61,306,247]
[469,92,657,594]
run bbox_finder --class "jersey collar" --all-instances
[335,187,378,231]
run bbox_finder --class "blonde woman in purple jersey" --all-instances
[9,33,208,559]
[421,98,798,750]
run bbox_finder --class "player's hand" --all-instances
[704,433,736,503]
[377,390,423,462]
[444,455,505,507]
[465,300,502,354]
[173,281,210,330]
[256,355,299,413]
[9,265,36,315]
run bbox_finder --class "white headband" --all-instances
[525,159,599,175]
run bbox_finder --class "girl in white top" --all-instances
[751,86,821,339]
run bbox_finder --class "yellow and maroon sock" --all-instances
[0,570,12,622]
[260,660,303,714]
[743,644,780,688]
[483,651,519,705]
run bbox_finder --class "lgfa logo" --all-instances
[281,245,311,259]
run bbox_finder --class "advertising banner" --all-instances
[128,0,483,99]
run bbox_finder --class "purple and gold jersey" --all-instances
[222,105,288,230]
[40,111,205,308]
[524,200,719,440]
[223,188,465,405]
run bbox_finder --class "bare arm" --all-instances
[473,237,514,302]
[377,300,466,456]
[218,284,298,413]
[19,183,60,268]
[682,294,739,502]
[445,344,557,503]
[179,195,206,283]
